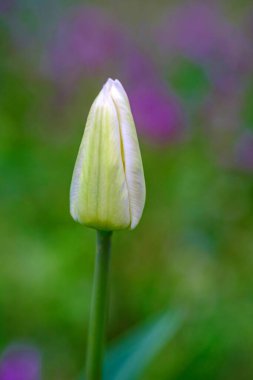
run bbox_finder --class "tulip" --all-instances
[70,79,146,380]
[70,78,146,231]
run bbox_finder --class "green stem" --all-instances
[86,230,112,380]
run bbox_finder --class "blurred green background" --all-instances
[1,0,253,379]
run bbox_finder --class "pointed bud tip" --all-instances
[103,78,123,90]
[103,78,114,90]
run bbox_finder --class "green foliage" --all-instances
[104,310,184,380]
[167,58,210,104]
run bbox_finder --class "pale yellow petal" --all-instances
[110,79,146,229]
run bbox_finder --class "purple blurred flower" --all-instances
[0,0,14,14]
[44,4,186,146]
[47,6,124,83]
[46,5,164,92]
[158,3,245,63]
[129,82,184,145]
[0,344,41,380]
[157,2,249,93]
[235,131,253,171]
[121,49,158,85]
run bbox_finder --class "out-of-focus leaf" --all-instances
[168,58,210,103]
[103,309,184,380]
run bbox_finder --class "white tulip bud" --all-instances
[70,79,146,231]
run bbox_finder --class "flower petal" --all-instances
[110,79,146,229]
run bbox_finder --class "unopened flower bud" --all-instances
[70,79,146,231]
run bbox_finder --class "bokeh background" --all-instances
[1,0,253,379]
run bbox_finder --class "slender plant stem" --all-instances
[86,230,112,380]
